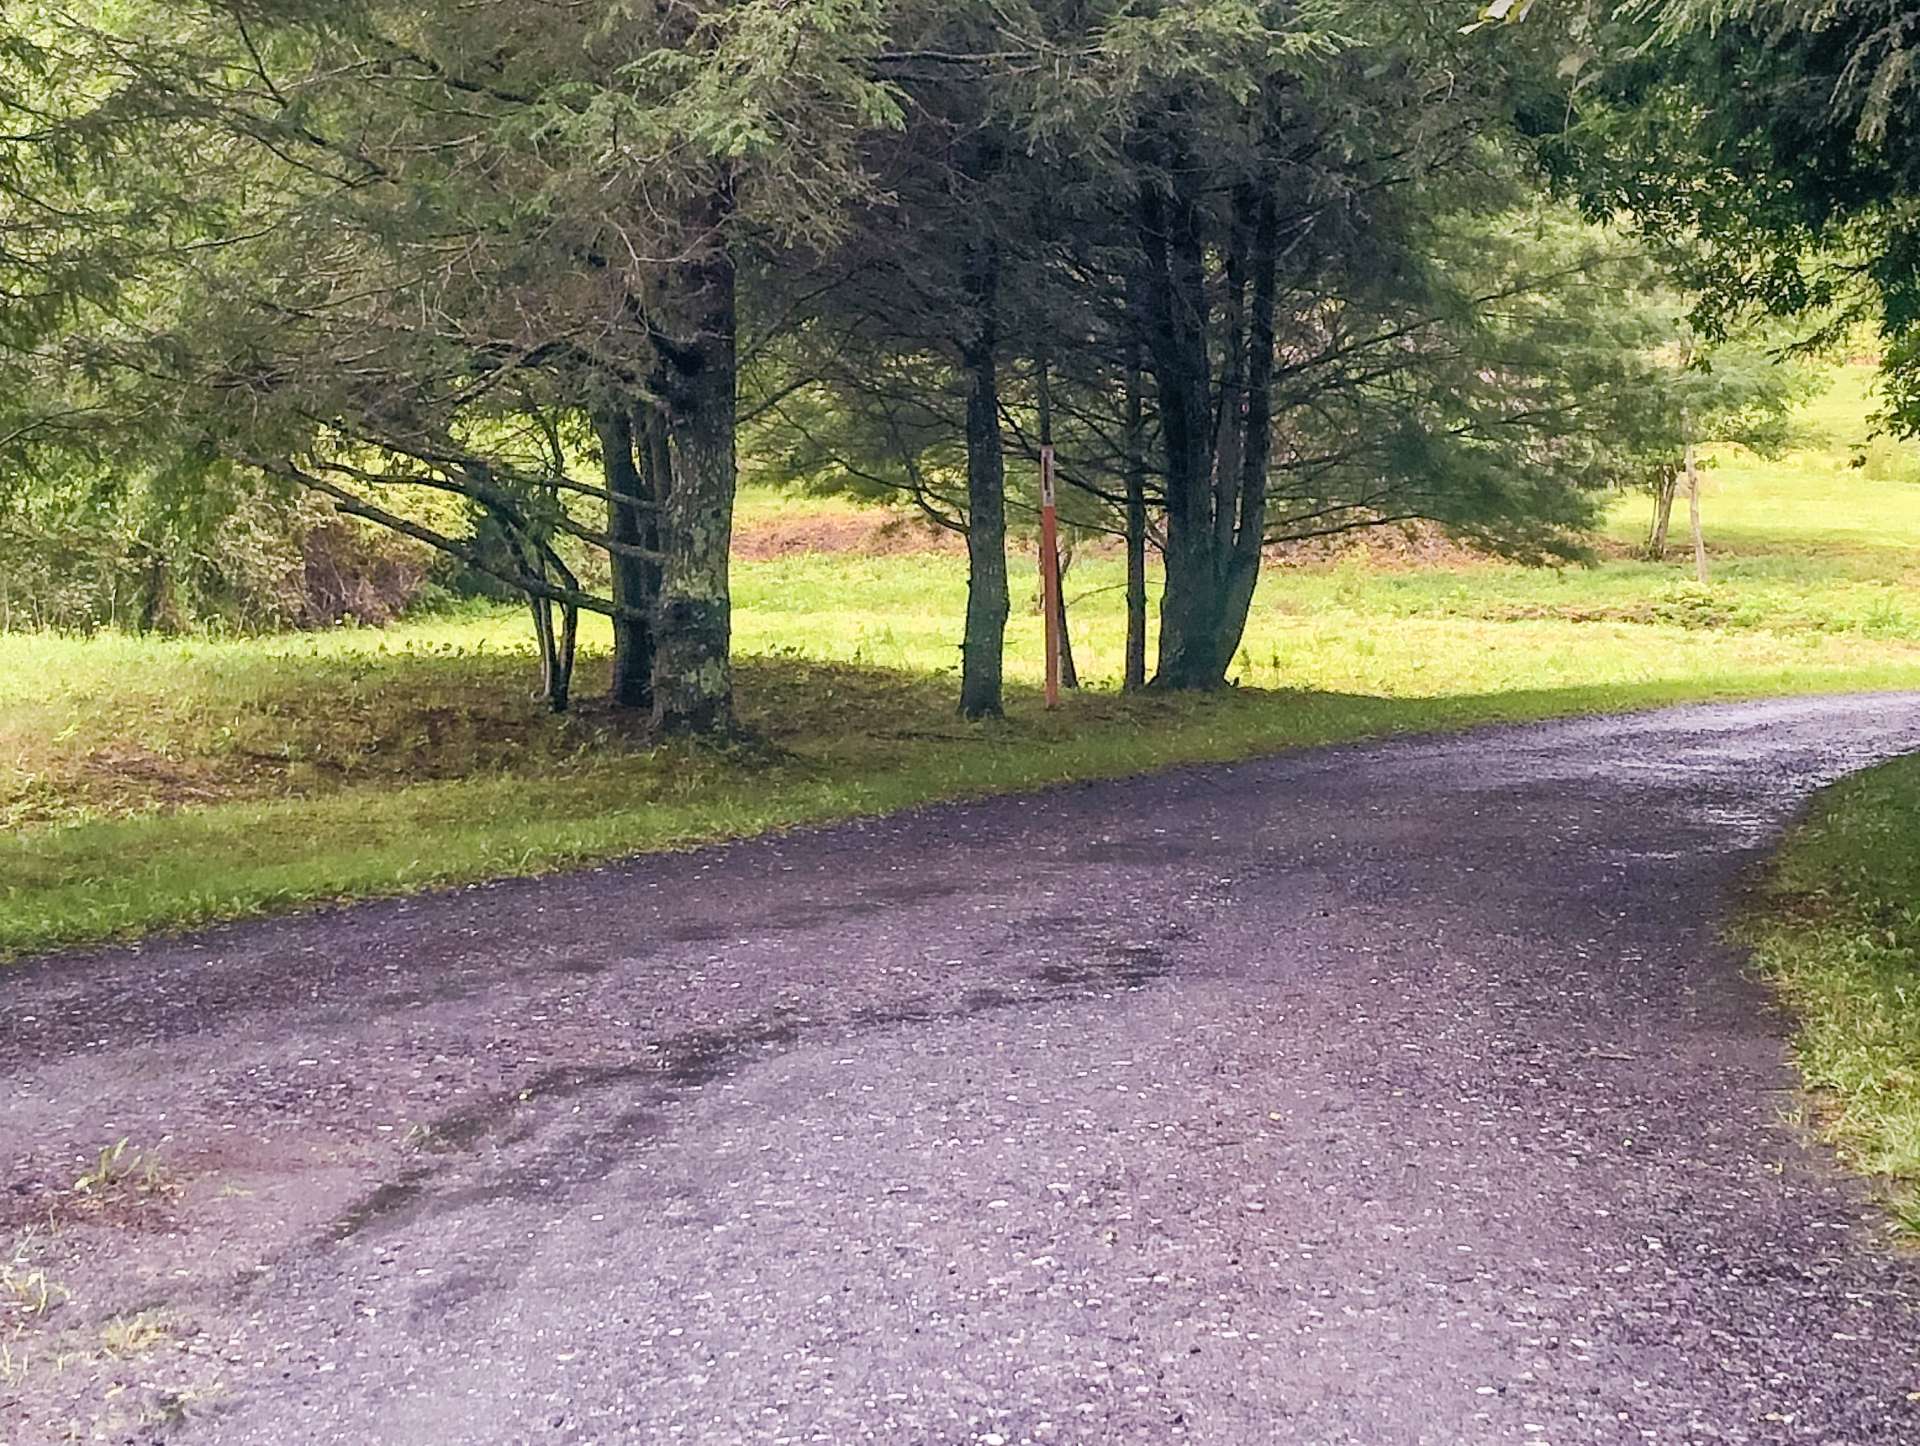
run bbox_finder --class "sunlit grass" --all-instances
[1743,754,1920,1238]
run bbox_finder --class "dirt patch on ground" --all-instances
[1265,522,1505,571]
[738,509,1517,572]
[2,743,287,831]
[71,745,253,812]
[734,511,965,560]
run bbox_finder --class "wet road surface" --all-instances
[6,694,1920,1444]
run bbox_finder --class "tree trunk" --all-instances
[1135,143,1226,691]
[136,548,173,634]
[652,196,738,736]
[512,524,577,713]
[596,404,662,710]
[529,592,556,702]
[550,599,578,713]
[1648,464,1679,558]
[528,596,576,714]
[1136,153,1277,690]
[1054,544,1080,691]
[958,243,1009,720]
[1686,439,1709,584]
[1213,185,1252,569]
[1123,354,1149,694]
[1217,181,1280,676]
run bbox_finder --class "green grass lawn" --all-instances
[1743,754,1920,1238]
[5,364,1920,958]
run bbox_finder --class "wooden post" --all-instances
[1040,443,1062,709]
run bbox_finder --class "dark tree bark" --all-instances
[595,403,664,711]
[1134,143,1281,691]
[1032,348,1078,695]
[1124,487,1149,692]
[1648,463,1680,558]
[136,548,173,635]
[1123,351,1149,693]
[1054,545,1080,691]
[652,193,738,736]
[959,241,1010,720]
[549,596,578,712]
[1218,182,1280,662]
[1135,137,1225,691]
[1214,186,1252,569]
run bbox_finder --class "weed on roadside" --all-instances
[71,1139,178,1202]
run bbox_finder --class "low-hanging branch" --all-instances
[263,458,650,623]
[302,454,666,565]
[324,425,664,516]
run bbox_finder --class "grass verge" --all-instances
[1742,753,1920,1237]
[6,647,1919,959]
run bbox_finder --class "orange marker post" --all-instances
[1040,444,1062,710]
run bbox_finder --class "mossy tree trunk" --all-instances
[1136,149,1279,691]
[1123,353,1150,693]
[959,240,1010,720]
[651,197,738,736]
[595,403,665,711]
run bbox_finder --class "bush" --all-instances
[0,476,435,634]
[298,519,433,628]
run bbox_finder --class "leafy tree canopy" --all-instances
[1536,0,1920,430]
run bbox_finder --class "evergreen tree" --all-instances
[2,0,905,727]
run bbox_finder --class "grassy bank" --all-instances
[5,364,1920,958]
[1743,755,1920,1237]
[9,662,1917,960]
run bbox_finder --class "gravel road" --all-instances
[5,694,1920,1445]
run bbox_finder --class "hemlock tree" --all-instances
[763,4,1648,698]
[742,6,1041,720]
[1039,2,1622,689]
[3,0,906,730]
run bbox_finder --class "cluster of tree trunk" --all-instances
[7,2,1650,737]
[1646,435,1710,584]
[1133,153,1282,692]
[780,68,1314,719]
